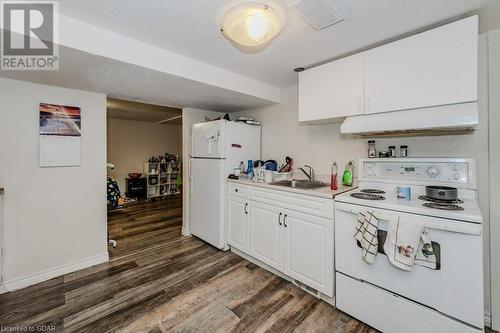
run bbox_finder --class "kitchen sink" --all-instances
[270,179,328,189]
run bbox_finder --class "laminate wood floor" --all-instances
[107,195,183,259]
[0,198,379,332]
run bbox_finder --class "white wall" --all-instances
[234,39,491,317]
[107,118,182,192]
[0,78,108,291]
[488,28,500,331]
[181,108,225,236]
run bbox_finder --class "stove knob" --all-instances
[426,166,440,178]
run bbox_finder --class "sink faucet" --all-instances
[299,165,315,181]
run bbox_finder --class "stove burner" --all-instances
[423,202,464,211]
[350,193,386,201]
[418,195,464,204]
[360,189,386,194]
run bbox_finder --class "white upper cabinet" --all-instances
[298,16,478,123]
[299,53,365,123]
[364,16,478,114]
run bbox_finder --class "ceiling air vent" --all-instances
[290,0,344,30]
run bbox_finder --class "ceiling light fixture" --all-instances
[220,3,284,53]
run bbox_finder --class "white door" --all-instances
[249,201,283,271]
[364,16,478,114]
[299,53,364,122]
[191,120,225,158]
[283,210,334,296]
[189,158,225,249]
[227,196,249,253]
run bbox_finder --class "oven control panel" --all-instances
[361,159,471,185]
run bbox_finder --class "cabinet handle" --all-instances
[244,203,248,215]
[278,212,282,226]
[283,214,288,227]
[235,188,238,192]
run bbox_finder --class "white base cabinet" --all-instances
[284,209,333,296]
[227,183,334,297]
[249,202,283,271]
[227,196,249,253]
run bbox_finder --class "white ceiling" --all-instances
[59,0,494,88]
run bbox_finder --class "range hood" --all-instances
[340,102,479,136]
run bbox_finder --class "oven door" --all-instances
[335,202,484,328]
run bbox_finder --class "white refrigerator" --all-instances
[189,119,261,249]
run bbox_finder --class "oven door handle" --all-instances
[336,207,482,236]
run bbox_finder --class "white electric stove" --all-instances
[335,158,484,333]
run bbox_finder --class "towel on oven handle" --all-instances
[354,210,379,264]
[384,218,437,271]
[414,228,437,270]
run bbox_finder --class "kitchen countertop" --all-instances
[227,178,357,199]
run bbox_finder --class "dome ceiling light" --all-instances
[220,3,285,53]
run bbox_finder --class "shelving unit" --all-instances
[145,161,181,198]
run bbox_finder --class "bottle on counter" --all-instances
[330,162,338,191]
[400,145,408,158]
[342,161,355,186]
[246,160,254,178]
[368,140,376,158]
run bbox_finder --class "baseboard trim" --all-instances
[181,227,191,236]
[1,252,109,293]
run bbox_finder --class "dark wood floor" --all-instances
[0,198,379,332]
[107,195,183,258]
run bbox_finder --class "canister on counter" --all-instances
[400,145,408,157]
[388,146,396,158]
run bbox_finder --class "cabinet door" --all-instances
[299,53,364,123]
[249,201,283,271]
[283,210,333,296]
[227,196,248,253]
[364,16,478,114]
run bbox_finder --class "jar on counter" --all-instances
[388,146,396,158]
[400,145,408,158]
[368,140,376,158]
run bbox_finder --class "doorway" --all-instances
[105,98,183,258]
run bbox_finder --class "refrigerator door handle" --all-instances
[190,177,193,197]
[189,136,194,156]
[188,159,193,179]
[189,159,194,197]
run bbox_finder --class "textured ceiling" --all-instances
[59,0,494,87]
[0,46,275,112]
